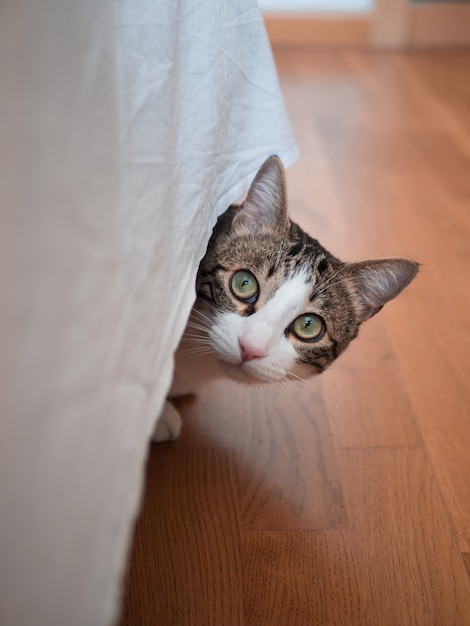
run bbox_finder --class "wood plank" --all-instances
[463,553,470,579]
[119,449,244,626]
[264,5,470,50]
[237,383,347,530]
[320,317,422,448]
[243,530,362,625]
[243,450,470,625]
[325,52,470,550]
[383,300,470,553]
[263,14,370,49]
[401,53,470,160]
[172,380,348,531]
[340,449,470,625]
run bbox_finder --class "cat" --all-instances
[153,155,418,441]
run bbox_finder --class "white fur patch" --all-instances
[209,272,313,382]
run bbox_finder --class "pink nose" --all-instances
[239,338,266,362]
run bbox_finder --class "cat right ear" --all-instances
[232,155,289,234]
[347,257,419,322]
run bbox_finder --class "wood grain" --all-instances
[243,531,362,626]
[243,450,470,626]
[119,449,243,625]
[339,449,470,626]
[171,381,348,531]
[119,51,470,626]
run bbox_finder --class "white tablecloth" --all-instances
[0,1,297,624]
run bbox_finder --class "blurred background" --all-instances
[259,0,470,48]
[1,2,468,625]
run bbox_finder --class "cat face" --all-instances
[195,156,418,384]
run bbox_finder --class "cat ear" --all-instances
[232,155,289,234]
[348,258,419,321]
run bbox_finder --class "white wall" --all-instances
[258,0,374,12]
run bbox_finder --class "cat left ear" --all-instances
[232,155,289,234]
[348,258,419,321]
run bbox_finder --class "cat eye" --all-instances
[230,270,259,303]
[290,314,325,342]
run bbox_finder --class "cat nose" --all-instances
[239,338,267,362]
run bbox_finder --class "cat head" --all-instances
[196,156,418,383]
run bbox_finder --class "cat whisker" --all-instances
[181,336,213,346]
[273,239,286,274]
[178,346,214,358]
[185,322,211,332]
[188,313,210,323]
[180,345,213,354]
[277,372,295,385]
[180,349,213,358]
[183,331,208,337]
[185,342,212,352]
[191,308,213,325]
[313,273,386,301]
[310,266,350,300]
[285,370,304,383]
[312,264,387,300]
[282,378,307,404]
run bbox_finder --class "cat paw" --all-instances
[152,401,182,442]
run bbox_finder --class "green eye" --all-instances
[230,270,259,302]
[291,314,324,342]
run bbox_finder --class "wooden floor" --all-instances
[119,51,470,626]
